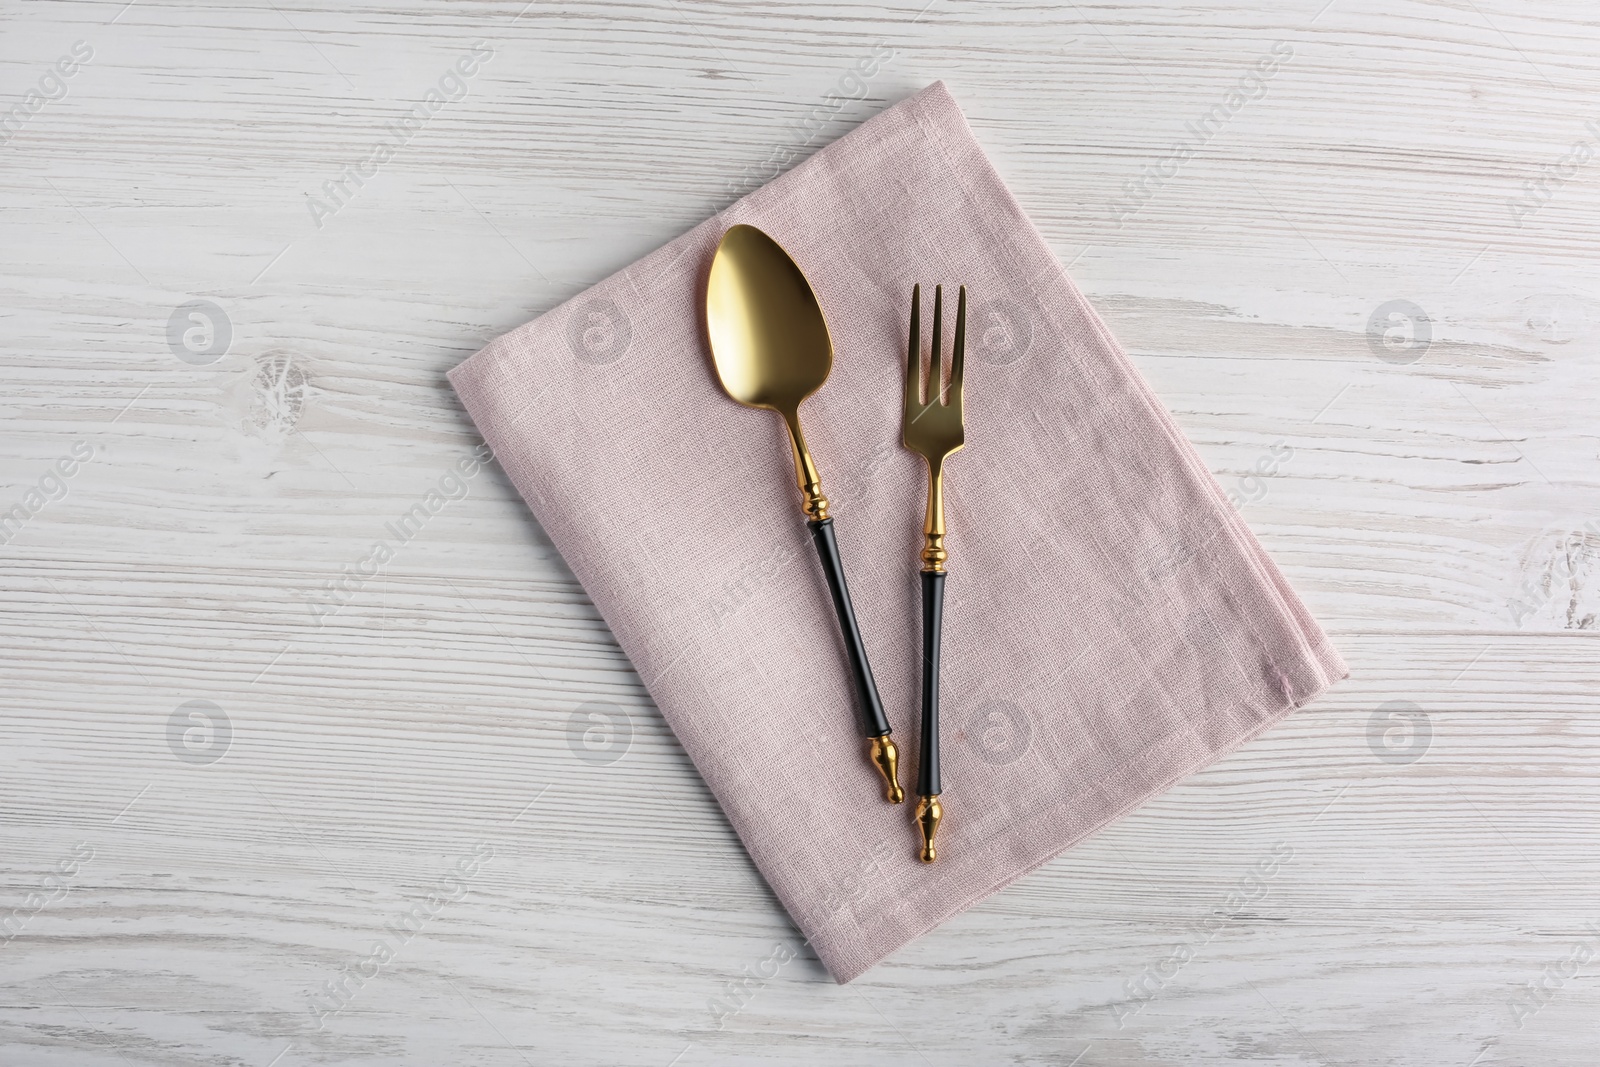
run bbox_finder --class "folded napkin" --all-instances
[449,81,1346,982]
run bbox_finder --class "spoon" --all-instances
[704,223,903,805]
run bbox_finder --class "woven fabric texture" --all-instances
[448,81,1346,983]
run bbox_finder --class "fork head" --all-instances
[901,283,966,467]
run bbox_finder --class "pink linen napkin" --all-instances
[448,81,1346,982]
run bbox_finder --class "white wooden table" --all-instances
[4,2,1598,1064]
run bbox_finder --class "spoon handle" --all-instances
[807,517,903,804]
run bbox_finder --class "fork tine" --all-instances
[906,283,922,409]
[949,285,966,404]
[931,284,944,403]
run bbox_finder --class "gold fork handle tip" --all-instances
[914,794,943,863]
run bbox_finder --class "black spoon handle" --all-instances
[807,517,903,804]
[807,518,891,737]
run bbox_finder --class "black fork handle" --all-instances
[807,518,892,738]
[917,570,945,797]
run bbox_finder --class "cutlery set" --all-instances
[705,224,969,863]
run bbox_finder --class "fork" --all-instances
[901,283,966,863]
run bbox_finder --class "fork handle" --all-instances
[807,518,902,802]
[915,570,946,861]
[917,570,945,797]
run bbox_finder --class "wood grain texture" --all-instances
[3,0,1599,1064]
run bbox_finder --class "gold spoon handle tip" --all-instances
[867,733,904,804]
